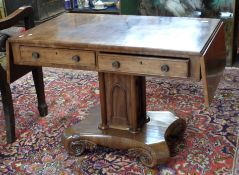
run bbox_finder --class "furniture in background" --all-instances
[69,5,119,14]
[232,0,239,65]
[0,0,5,19]
[0,6,48,143]
[67,0,140,15]
[9,13,226,167]
[2,0,64,23]
[68,0,120,15]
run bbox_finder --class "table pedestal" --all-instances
[62,73,186,167]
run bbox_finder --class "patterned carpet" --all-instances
[0,67,238,175]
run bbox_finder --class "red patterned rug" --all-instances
[0,67,238,175]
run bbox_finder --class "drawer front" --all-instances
[98,54,189,78]
[20,46,96,68]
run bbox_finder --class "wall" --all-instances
[120,0,140,15]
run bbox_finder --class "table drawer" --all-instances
[98,54,189,78]
[19,46,96,68]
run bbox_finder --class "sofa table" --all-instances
[8,13,226,167]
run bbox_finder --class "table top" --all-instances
[10,13,221,57]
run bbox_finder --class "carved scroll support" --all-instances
[62,72,186,167]
[128,147,159,167]
[62,106,186,167]
[68,138,97,156]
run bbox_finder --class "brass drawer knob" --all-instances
[72,55,80,62]
[161,64,170,72]
[112,61,120,69]
[32,52,40,59]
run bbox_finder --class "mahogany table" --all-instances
[8,13,226,167]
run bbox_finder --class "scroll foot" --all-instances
[128,148,157,167]
[68,139,97,156]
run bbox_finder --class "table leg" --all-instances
[98,72,148,132]
[62,72,186,167]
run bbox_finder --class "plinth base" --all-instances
[62,105,186,167]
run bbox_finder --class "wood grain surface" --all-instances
[9,13,221,57]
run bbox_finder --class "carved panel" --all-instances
[102,73,147,131]
[104,73,130,129]
[110,84,129,127]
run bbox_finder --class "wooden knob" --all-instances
[32,52,40,59]
[72,55,80,62]
[112,61,120,69]
[161,64,170,72]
